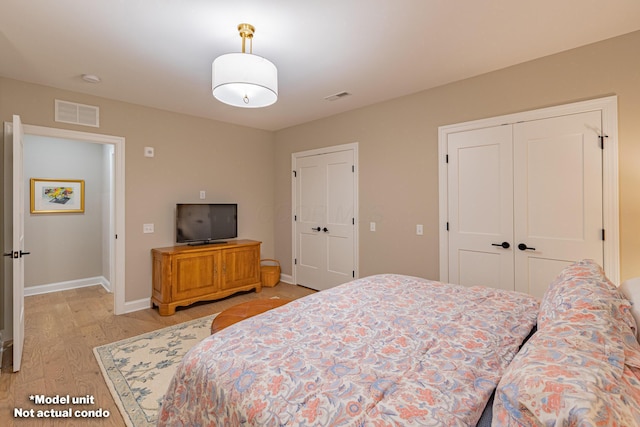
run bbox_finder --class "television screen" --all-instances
[176,203,237,244]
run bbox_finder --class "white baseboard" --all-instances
[124,298,151,314]
[280,273,294,284]
[24,276,111,297]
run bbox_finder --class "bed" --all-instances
[158,261,640,426]
[158,274,539,426]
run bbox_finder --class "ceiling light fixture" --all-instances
[212,23,278,108]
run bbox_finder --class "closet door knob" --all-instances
[491,242,510,249]
[323,227,329,233]
[311,227,321,232]
[518,243,536,251]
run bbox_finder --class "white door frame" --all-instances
[292,142,359,286]
[17,124,126,315]
[438,96,620,285]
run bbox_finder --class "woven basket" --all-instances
[260,259,281,287]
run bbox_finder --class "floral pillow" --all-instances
[493,259,640,426]
[537,259,627,329]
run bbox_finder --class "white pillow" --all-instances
[619,277,640,341]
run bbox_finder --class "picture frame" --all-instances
[30,178,85,214]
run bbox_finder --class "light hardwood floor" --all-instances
[0,282,316,426]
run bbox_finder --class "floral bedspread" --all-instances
[158,274,539,426]
[493,259,640,426]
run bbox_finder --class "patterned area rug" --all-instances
[93,314,217,427]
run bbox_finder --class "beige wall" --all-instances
[274,30,640,283]
[1,78,275,305]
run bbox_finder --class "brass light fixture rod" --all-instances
[238,23,255,54]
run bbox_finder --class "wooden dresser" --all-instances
[151,239,261,315]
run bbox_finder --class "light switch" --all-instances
[143,223,154,233]
[144,147,155,157]
[416,224,423,235]
[199,190,206,199]
[370,222,376,232]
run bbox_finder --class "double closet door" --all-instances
[293,145,357,291]
[446,110,604,298]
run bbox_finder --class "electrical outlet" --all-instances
[143,223,154,233]
[416,224,423,235]
[370,222,376,232]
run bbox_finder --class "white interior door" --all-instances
[294,147,356,291]
[324,150,355,287]
[12,114,26,372]
[513,111,604,297]
[447,125,515,291]
[440,97,618,290]
[445,111,604,298]
[295,155,325,288]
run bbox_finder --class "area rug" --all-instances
[93,314,217,427]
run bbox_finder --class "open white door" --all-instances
[12,115,26,372]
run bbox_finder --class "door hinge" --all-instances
[445,154,449,163]
[294,258,297,265]
[294,215,297,221]
[115,234,118,239]
[352,271,355,278]
[293,170,297,177]
[599,135,609,149]
[446,222,449,231]
[352,165,355,172]
[352,218,355,225]
[602,229,605,241]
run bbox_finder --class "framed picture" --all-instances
[30,178,85,214]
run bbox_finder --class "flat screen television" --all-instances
[176,203,237,245]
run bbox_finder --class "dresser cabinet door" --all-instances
[172,251,220,300]
[221,245,260,291]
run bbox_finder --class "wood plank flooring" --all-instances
[0,282,316,426]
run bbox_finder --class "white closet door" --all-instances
[324,150,355,288]
[294,149,355,290]
[447,125,515,291]
[295,155,325,289]
[446,111,604,297]
[513,111,604,297]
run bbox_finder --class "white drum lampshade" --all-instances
[212,53,278,108]
[212,23,278,108]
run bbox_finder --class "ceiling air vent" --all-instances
[324,91,352,101]
[55,99,100,127]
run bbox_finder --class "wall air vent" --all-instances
[55,99,100,127]
[324,91,352,101]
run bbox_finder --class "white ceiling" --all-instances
[2,0,640,131]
